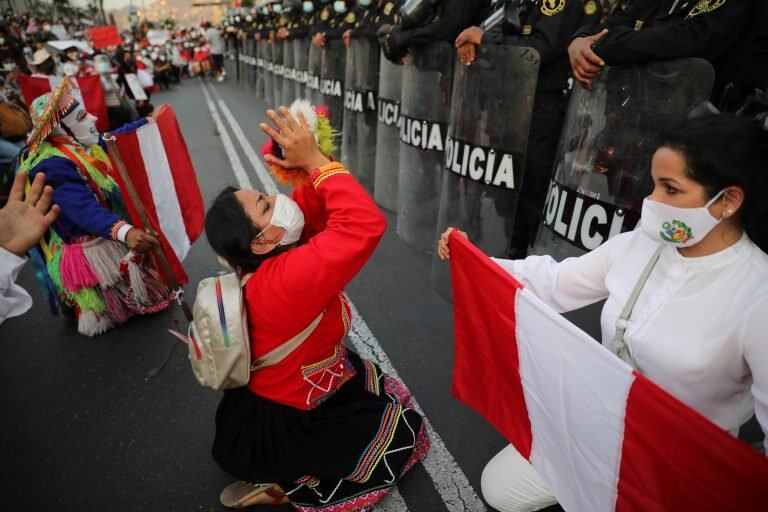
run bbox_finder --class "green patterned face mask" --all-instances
[640,189,727,248]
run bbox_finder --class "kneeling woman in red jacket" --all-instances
[205,107,430,510]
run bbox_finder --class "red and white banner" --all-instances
[88,25,122,50]
[448,232,768,511]
[18,74,109,133]
[108,105,204,286]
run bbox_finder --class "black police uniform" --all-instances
[575,0,768,110]
[351,1,401,39]
[483,0,602,258]
[391,0,492,51]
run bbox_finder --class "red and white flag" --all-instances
[18,74,109,132]
[448,232,768,512]
[107,105,204,286]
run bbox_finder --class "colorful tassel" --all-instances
[72,286,107,314]
[82,238,127,287]
[102,286,131,324]
[77,309,115,337]
[61,242,100,292]
[125,253,150,306]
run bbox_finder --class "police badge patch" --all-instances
[689,0,727,16]
[541,0,566,16]
[321,9,330,21]
[384,2,394,16]
[346,12,356,23]
[584,0,597,15]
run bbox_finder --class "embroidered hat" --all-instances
[27,76,79,152]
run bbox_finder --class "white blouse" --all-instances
[0,248,32,325]
[493,230,768,452]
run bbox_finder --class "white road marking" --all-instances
[201,83,253,190]
[202,80,487,512]
[209,86,279,196]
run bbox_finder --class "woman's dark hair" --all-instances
[660,114,768,253]
[205,186,284,273]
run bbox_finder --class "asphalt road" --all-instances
[1,72,761,512]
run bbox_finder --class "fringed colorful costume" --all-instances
[18,77,172,336]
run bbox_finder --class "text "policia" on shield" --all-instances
[444,137,519,190]
[542,180,640,252]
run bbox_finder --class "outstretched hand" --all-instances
[0,172,60,257]
[259,107,330,172]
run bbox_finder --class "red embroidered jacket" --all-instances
[245,163,387,410]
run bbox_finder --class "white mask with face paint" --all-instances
[60,105,100,148]
[640,189,727,248]
[256,194,305,246]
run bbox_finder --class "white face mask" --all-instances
[640,189,727,247]
[333,1,346,13]
[256,194,305,246]
[303,1,315,13]
[61,105,100,148]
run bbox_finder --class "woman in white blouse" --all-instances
[438,114,768,512]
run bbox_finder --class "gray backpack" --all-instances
[172,272,322,390]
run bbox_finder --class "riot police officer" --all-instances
[312,0,359,48]
[454,0,602,258]
[277,0,315,40]
[569,0,768,111]
[380,0,492,62]
[344,1,400,48]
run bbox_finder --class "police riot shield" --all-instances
[244,39,255,90]
[342,38,380,192]
[320,38,346,129]
[238,39,247,87]
[429,46,540,299]
[530,58,715,261]
[225,38,237,79]
[374,51,403,212]
[306,42,323,105]
[273,39,285,107]
[397,41,454,253]
[293,38,309,101]
[263,41,275,107]
[248,39,258,90]
[256,40,268,100]
[282,38,296,107]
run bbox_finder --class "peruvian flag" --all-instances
[107,105,204,286]
[448,232,768,511]
[17,74,109,132]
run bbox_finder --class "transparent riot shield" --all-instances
[429,46,540,299]
[225,39,237,78]
[273,40,285,107]
[245,39,255,90]
[374,51,403,212]
[342,38,380,192]
[530,58,715,261]
[320,39,346,129]
[264,41,275,107]
[306,43,323,105]
[293,39,309,101]
[255,40,267,99]
[397,41,454,253]
[282,39,295,106]
[341,39,361,177]
[238,39,247,87]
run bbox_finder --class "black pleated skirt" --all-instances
[212,350,430,511]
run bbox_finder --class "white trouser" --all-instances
[481,445,558,512]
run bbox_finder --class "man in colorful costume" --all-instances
[18,77,173,336]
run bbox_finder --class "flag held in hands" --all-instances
[448,232,768,512]
[107,105,204,286]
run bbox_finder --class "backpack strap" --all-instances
[250,312,324,372]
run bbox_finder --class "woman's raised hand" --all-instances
[259,107,330,173]
[437,227,468,260]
